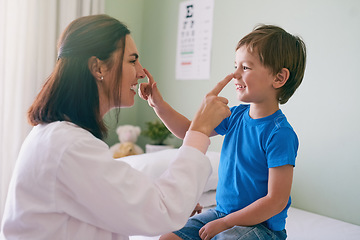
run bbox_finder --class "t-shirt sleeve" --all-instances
[214,106,239,135]
[266,127,299,168]
[214,117,228,135]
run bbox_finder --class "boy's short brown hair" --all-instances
[236,25,306,104]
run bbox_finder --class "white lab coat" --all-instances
[0,121,211,240]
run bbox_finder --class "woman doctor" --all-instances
[0,15,232,239]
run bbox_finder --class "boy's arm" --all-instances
[153,99,191,140]
[199,165,294,239]
[153,99,219,139]
[139,69,223,139]
[138,69,190,139]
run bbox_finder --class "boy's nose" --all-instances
[233,69,242,79]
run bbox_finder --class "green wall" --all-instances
[103,0,145,146]
[105,0,360,226]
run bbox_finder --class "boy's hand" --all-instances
[138,68,164,108]
[199,218,230,240]
[189,74,234,136]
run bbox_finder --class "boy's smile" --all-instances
[235,83,246,91]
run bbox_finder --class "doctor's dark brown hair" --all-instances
[28,14,130,139]
[237,25,306,104]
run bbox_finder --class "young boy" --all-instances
[139,25,306,240]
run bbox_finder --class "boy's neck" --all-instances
[249,102,280,119]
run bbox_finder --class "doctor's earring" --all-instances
[100,76,104,81]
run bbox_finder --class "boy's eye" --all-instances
[234,64,250,70]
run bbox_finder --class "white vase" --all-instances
[145,144,173,153]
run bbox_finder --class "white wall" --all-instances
[106,0,360,225]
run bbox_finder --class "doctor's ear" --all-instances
[88,56,105,81]
[273,68,290,89]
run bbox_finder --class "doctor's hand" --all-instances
[189,74,234,137]
[190,203,203,217]
[138,68,164,108]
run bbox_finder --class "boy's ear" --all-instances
[88,56,104,81]
[273,68,290,89]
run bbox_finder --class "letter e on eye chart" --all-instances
[175,0,214,80]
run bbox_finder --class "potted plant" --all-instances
[142,120,173,153]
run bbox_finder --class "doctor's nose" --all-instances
[136,63,146,79]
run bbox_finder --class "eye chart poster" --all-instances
[176,0,214,80]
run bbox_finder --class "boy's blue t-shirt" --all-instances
[214,104,298,231]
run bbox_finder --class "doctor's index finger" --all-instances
[209,73,234,96]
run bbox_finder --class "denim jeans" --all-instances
[174,208,287,240]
